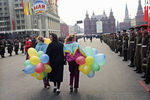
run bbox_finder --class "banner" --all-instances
[33,0,47,14]
[96,21,103,33]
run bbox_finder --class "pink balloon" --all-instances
[76,56,85,65]
[35,63,45,73]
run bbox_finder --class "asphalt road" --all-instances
[0,38,150,100]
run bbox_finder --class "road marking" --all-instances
[139,80,150,92]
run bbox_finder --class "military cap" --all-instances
[129,27,134,31]
[117,31,120,33]
[140,25,147,30]
[123,30,126,32]
[135,26,140,31]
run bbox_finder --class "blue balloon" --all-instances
[24,65,35,74]
[40,54,49,64]
[94,54,106,64]
[87,70,95,78]
[92,48,98,56]
[38,51,44,57]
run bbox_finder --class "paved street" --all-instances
[0,38,150,100]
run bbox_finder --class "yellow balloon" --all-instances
[44,64,52,73]
[82,64,91,75]
[30,56,40,65]
[30,72,37,77]
[85,56,94,65]
[36,72,44,80]
[79,65,84,72]
[44,38,51,45]
[28,48,38,57]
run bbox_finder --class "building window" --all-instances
[21,20,24,24]
[17,20,20,24]
[22,26,25,29]
[21,14,24,18]
[17,26,21,29]
[4,2,7,5]
[16,14,19,18]
[5,13,7,15]
[4,7,7,10]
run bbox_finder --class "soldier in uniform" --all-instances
[20,37,25,54]
[0,37,5,58]
[141,26,149,78]
[14,38,19,55]
[122,30,129,61]
[114,33,118,53]
[128,28,136,67]
[118,32,123,56]
[7,39,13,56]
[134,26,142,73]
[145,35,150,84]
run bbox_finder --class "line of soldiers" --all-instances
[0,37,26,58]
[103,25,150,84]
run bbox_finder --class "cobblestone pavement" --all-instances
[0,38,150,100]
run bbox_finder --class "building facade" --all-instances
[0,0,61,38]
[60,20,69,37]
[84,10,116,34]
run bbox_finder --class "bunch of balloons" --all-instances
[24,48,52,80]
[76,46,106,78]
[44,38,51,45]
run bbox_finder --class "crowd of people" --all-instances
[0,36,37,58]
[103,25,150,85]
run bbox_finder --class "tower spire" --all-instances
[124,3,130,22]
[138,0,142,11]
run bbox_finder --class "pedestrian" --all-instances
[46,33,65,95]
[100,34,103,43]
[14,38,19,55]
[64,34,86,93]
[20,37,25,54]
[90,35,92,42]
[118,32,123,56]
[35,36,50,89]
[83,36,86,42]
[0,37,5,58]
[25,35,32,60]
[32,36,37,48]
[7,39,13,56]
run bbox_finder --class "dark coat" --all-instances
[46,41,65,82]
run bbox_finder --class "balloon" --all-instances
[40,54,49,64]
[85,46,93,56]
[36,72,44,80]
[38,51,44,57]
[75,56,85,65]
[24,65,35,74]
[24,60,32,67]
[99,59,106,66]
[78,65,85,72]
[28,48,38,57]
[82,64,91,75]
[91,63,100,71]
[85,56,94,65]
[30,56,40,65]
[35,63,45,73]
[87,70,95,78]
[30,72,37,77]
[44,64,52,73]
[92,48,98,56]
[44,38,51,45]
[94,54,106,64]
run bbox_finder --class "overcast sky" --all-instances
[58,0,145,28]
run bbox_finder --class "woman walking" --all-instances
[46,33,65,95]
[64,34,86,93]
[35,36,50,89]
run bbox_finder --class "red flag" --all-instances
[21,1,24,9]
[144,6,147,21]
[49,0,51,8]
[11,18,15,31]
